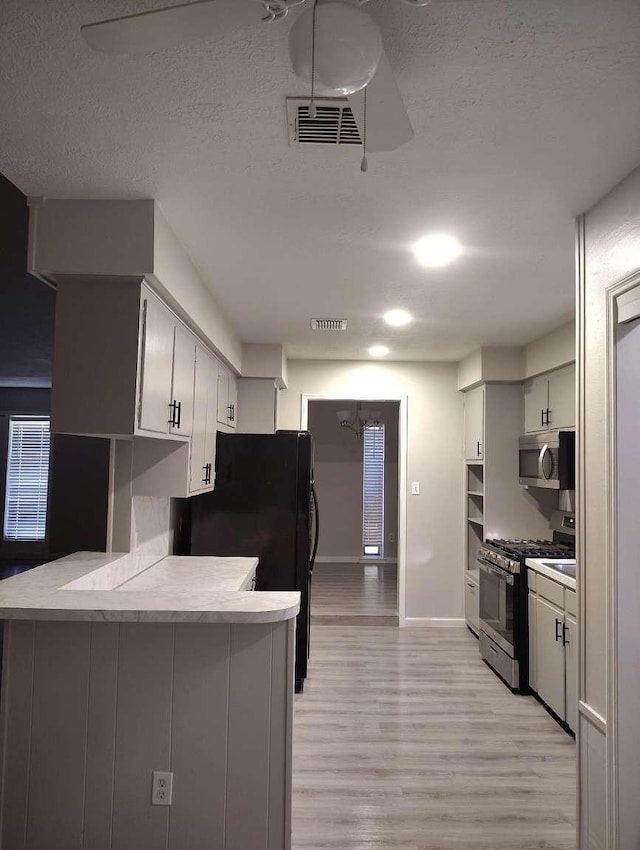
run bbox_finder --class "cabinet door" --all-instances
[547,364,575,431]
[227,374,238,430]
[523,376,549,434]
[217,368,229,427]
[564,613,578,733]
[204,354,219,486]
[464,576,479,634]
[464,386,484,460]
[169,325,195,437]
[189,348,211,494]
[138,295,175,435]
[535,596,566,720]
[528,592,537,692]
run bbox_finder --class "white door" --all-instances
[138,295,174,435]
[169,325,195,437]
[464,386,484,461]
[523,376,549,434]
[189,347,210,494]
[564,613,577,733]
[535,596,566,720]
[547,364,575,431]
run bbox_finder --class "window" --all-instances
[362,424,385,557]
[3,418,51,541]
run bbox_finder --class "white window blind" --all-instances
[3,418,51,541]
[362,424,385,557]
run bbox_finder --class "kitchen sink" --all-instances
[541,560,576,579]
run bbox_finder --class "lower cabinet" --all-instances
[464,572,480,636]
[528,571,577,733]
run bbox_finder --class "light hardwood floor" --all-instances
[293,626,576,850]
[311,563,398,625]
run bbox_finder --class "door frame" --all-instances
[301,393,408,625]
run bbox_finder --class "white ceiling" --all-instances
[2,0,640,361]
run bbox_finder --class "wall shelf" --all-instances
[467,517,484,528]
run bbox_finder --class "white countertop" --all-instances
[0,552,300,624]
[526,557,577,591]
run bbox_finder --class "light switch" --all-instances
[411,482,420,495]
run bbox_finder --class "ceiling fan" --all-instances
[80,0,430,154]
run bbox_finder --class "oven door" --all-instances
[478,559,515,657]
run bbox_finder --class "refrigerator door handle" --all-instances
[310,482,320,575]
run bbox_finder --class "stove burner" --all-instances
[486,539,574,560]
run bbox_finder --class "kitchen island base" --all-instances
[0,618,294,850]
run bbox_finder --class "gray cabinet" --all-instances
[138,294,176,435]
[523,364,575,434]
[217,365,238,430]
[189,347,218,495]
[464,386,484,460]
[528,572,577,733]
[169,325,196,438]
[464,573,479,636]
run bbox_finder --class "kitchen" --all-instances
[1,0,640,847]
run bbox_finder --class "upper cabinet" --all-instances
[464,385,484,461]
[217,364,238,430]
[523,364,575,434]
[51,278,239,497]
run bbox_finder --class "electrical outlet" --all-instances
[388,532,396,543]
[151,771,173,806]
[411,481,421,495]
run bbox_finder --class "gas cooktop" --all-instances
[486,539,574,560]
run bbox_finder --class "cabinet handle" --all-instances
[562,623,569,646]
[545,408,551,427]
[476,440,481,457]
[168,401,177,427]
[555,618,562,642]
[541,409,545,427]
[202,464,208,484]
[175,400,181,429]
[228,404,235,422]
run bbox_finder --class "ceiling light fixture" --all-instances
[369,345,389,357]
[384,308,412,327]
[412,233,463,268]
[336,403,381,439]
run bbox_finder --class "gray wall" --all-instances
[308,400,399,560]
[580,164,640,848]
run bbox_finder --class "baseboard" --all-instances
[314,556,398,565]
[401,617,466,628]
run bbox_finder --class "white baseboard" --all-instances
[315,556,398,565]
[401,617,466,628]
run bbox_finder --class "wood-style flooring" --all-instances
[311,563,398,626]
[293,625,576,850]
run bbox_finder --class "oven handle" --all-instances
[477,558,515,585]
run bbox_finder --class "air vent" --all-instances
[287,98,362,146]
[311,319,348,331]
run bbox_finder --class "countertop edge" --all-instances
[525,558,577,591]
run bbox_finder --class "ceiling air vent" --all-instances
[287,98,362,146]
[311,319,348,331]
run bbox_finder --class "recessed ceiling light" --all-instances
[384,309,412,327]
[369,345,389,357]
[412,233,463,268]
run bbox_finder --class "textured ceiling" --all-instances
[2,0,640,361]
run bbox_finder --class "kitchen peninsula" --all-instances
[0,552,299,850]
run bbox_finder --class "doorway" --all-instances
[307,399,400,626]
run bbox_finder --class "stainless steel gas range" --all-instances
[478,536,574,692]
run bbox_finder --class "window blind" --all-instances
[362,424,385,557]
[3,418,51,541]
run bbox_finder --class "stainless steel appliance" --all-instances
[519,430,575,490]
[478,532,575,692]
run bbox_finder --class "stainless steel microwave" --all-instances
[518,430,575,490]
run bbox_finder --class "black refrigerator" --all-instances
[186,430,319,693]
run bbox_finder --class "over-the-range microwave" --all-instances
[519,430,575,490]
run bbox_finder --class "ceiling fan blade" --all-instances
[81,0,266,55]
[348,51,414,153]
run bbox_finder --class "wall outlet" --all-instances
[151,771,173,806]
[411,482,421,495]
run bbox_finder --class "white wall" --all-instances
[524,320,575,378]
[577,165,640,849]
[308,400,399,561]
[278,360,464,621]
